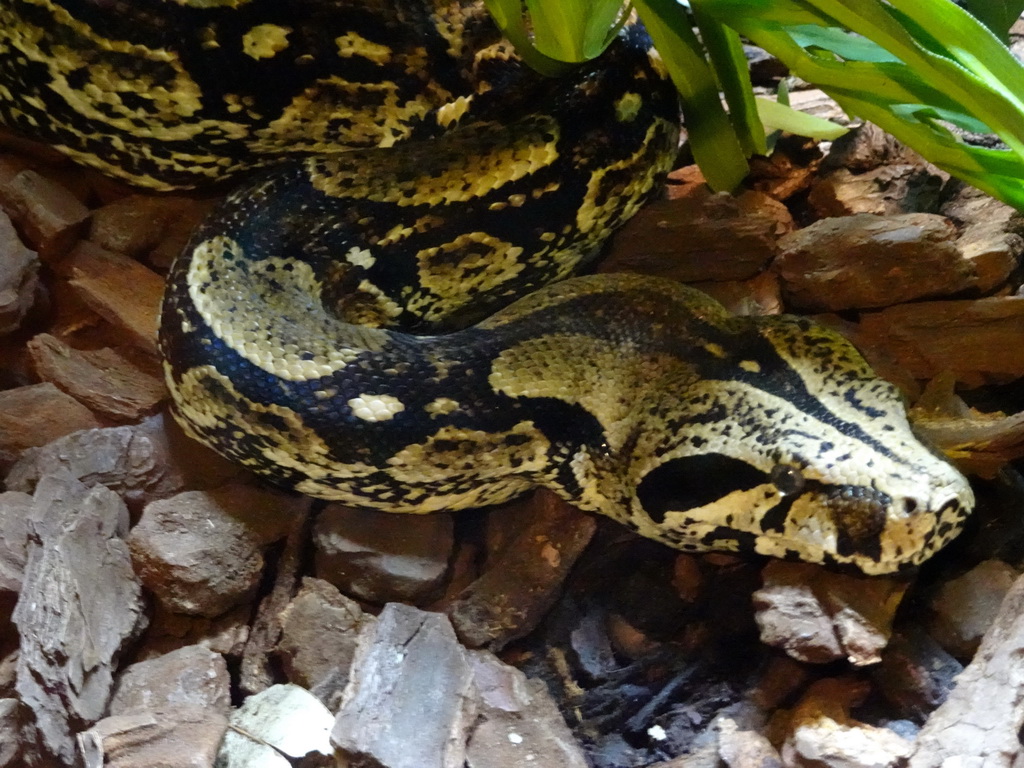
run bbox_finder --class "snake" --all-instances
[0,0,974,575]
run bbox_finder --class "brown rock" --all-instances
[928,559,1020,658]
[0,169,89,260]
[0,382,100,465]
[277,578,368,710]
[775,213,972,311]
[89,195,211,264]
[942,182,1023,293]
[60,240,164,354]
[129,484,308,617]
[140,603,252,660]
[313,503,453,604]
[824,123,922,173]
[447,490,596,650]
[0,210,38,334]
[28,333,166,421]
[108,645,230,716]
[691,270,783,317]
[79,707,228,768]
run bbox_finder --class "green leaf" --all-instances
[960,0,1024,43]
[755,97,849,140]
[634,0,750,190]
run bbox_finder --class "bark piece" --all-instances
[217,684,334,768]
[129,484,308,617]
[28,333,166,421]
[928,559,1020,658]
[313,503,454,604]
[0,492,30,592]
[602,190,784,282]
[0,382,100,464]
[808,165,944,217]
[447,490,596,650]
[824,123,923,173]
[464,650,588,768]
[856,296,1024,386]
[872,629,962,722]
[13,472,146,764]
[79,706,229,768]
[753,562,906,666]
[5,414,243,508]
[775,213,972,311]
[332,604,476,768]
[108,645,230,716]
[0,169,89,260]
[276,578,368,711]
[240,517,305,696]
[781,679,911,768]
[88,194,211,263]
[908,573,1024,766]
[0,209,38,334]
[60,240,164,354]
[942,182,1023,293]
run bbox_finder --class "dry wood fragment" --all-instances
[775,213,972,311]
[0,209,38,334]
[857,296,1024,386]
[447,490,596,650]
[313,502,454,604]
[28,333,166,421]
[602,190,783,282]
[0,381,99,464]
[59,240,164,354]
[0,168,89,260]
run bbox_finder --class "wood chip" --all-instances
[0,169,89,260]
[28,333,166,421]
[0,381,100,464]
[0,209,38,334]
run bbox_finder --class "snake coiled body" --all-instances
[0,0,974,573]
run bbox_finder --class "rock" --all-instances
[928,559,1020,658]
[0,168,89,260]
[0,382,100,465]
[753,562,906,666]
[217,684,334,768]
[447,490,596,650]
[774,213,973,311]
[140,603,252,660]
[276,578,368,711]
[942,181,1023,293]
[88,194,211,264]
[128,484,308,617]
[13,472,146,764]
[0,698,24,768]
[313,502,454,604]
[108,645,230,716]
[823,123,923,173]
[0,209,38,334]
[79,706,229,768]
[28,333,166,421]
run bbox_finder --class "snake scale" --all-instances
[0,0,974,574]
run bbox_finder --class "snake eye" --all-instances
[770,464,805,497]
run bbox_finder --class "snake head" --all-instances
[621,312,974,575]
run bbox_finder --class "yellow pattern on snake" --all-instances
[0,0,974,573]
